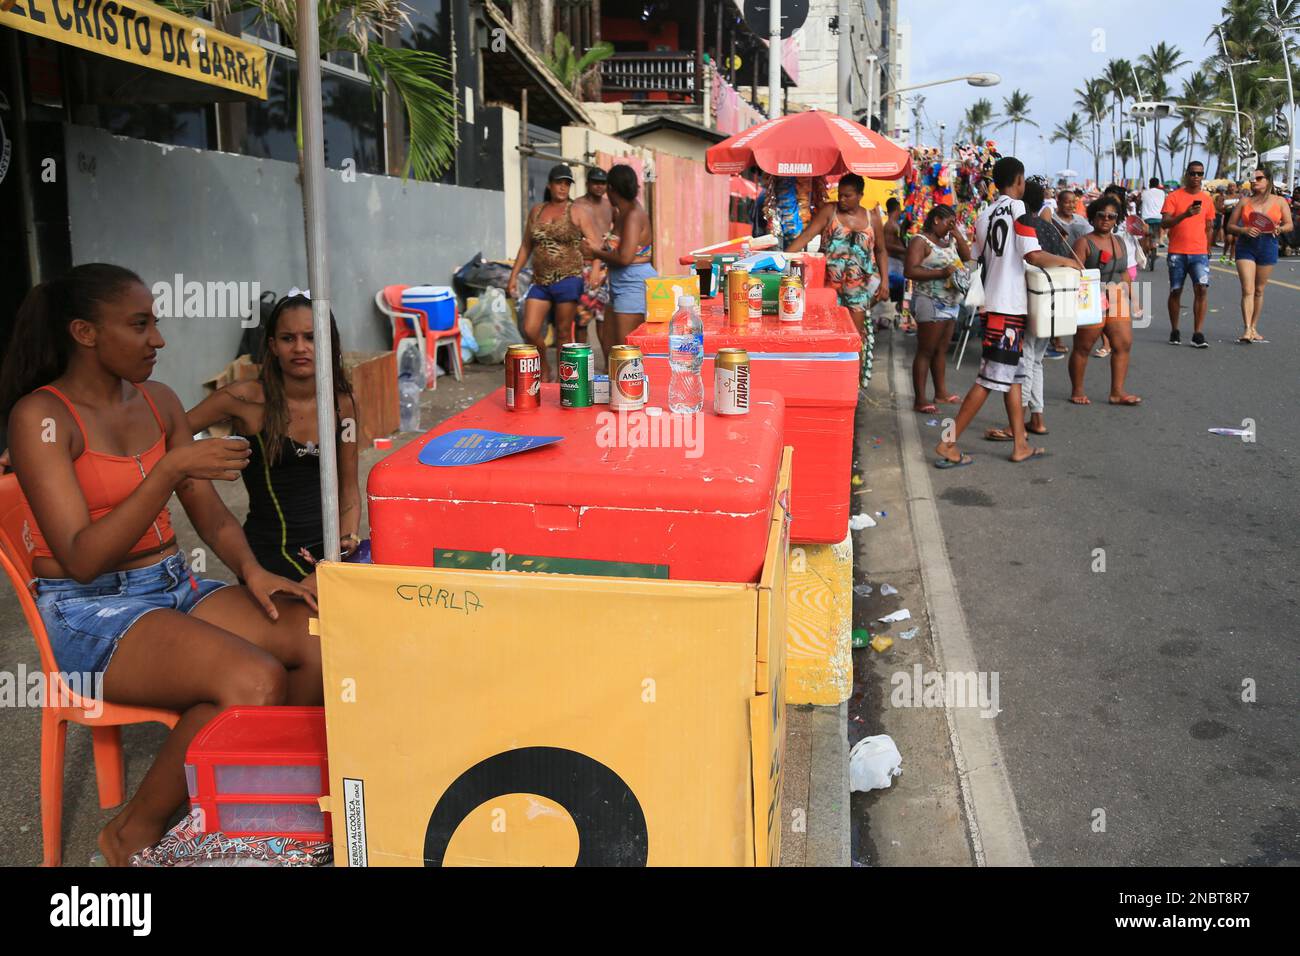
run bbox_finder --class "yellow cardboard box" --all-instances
[316,451,791,866]
[643,274,701,325]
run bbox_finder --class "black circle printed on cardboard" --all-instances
[423,747,649,866]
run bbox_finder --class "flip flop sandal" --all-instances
[917,404,938,414]
[1109,396,1143,405]
[1068,397,1092,405]
[940,394,962,404]
[1011,447,1048,463]
[983,428,1014,442]
[1238,336,1252,344]
[935,453,974,469]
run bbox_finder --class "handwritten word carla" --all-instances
[395,584,483,614]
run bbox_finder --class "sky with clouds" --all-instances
[898,0,1230,179]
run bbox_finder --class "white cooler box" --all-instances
[1027,266,1080,338]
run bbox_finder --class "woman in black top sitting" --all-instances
[188,293,361,578]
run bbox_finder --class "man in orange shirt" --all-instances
[1160,161,1217,348]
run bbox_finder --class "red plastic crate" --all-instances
[629,287,859,543]
[368,385,786,583]
[185,707,330,841]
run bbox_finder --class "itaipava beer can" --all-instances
[714,348,751,415]
[608,345,646,410]
[505,343,541,411]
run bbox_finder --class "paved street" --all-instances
[915,253,1300,865]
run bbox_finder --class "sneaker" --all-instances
[1191,332,1209,348]
[1044,348,1066,360]
[1169,330,1181,345]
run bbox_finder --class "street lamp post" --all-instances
[890,73,1000,97]
[1268,0,1297,192]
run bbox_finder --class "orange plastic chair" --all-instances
[375,284,464,390]
[0,473,179,866]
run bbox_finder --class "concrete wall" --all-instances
[64,125,507,407]
[625,130,712,163]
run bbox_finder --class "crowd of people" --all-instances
[902,154,1295,468]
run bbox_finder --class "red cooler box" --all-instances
[630,286,858,543]
[368,385,786,583]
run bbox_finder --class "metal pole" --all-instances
[837,0,851,117]
[296,0,340,563]
[520,88,529,233]
[7,32,42,285]
[865,55,877,129]
[1274,0,1296,192]
[1219,26,1244,180]
[767,0,781,119]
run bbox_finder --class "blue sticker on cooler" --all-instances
[418,428,564,467]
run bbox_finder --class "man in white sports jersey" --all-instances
[935,157,1081,468]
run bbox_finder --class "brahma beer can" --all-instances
[714,348,751,415]
[505,343,541,411]
[559,342,593,408]
[746,276,764,320]
[608,345,646,410]
[779,273,805,322]
[727,267,750,327]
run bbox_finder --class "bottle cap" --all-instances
[677,295,696,308]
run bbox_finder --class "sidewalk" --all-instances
[0,356,850,866]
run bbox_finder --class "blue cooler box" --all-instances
[400,286,457,331]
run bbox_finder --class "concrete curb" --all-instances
[806,702,851,866]
[890,340,1033,867]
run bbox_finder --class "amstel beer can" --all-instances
[727,267,751,326]
[779,273,806,322]
[608,345,646,410]
[746,276,764,320]
[559,342,594,408]
[714,348,751,415]
[505,344,541,411]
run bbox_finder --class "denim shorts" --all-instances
[1235,234,1279,265]
[525,275,584,304]
[912,293,960,323]
[609,262,658,313]
[1167,253,1210,290]
[34,551,228,683]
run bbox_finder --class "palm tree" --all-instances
[545,32,616,95]
[995,89,1037,154]
[1178,73,1217,171]
[1138,42,1189,179]
[1051,116,1087,170]
[1163,128,1188,175]
[1075,78,1109,184]
[162,0,458,182]
[963,98,995,141]
[1116,136,1136,182]
[1101,58,1136,183]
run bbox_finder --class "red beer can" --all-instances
[505,344,542,411]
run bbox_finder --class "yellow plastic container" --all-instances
[315,451,792,866]
[643,274,701,324]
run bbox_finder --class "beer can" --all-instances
[505,344,541,411]
[594,374,610,404]
[727,267,751,326]
[559,342,594,408]
[714,348,751,415]
[608,345,646,410]
[746,276,764,320]
[779,273,806,322]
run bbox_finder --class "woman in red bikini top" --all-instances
[0,264,321,866]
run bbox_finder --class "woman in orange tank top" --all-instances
[0,264,321,866]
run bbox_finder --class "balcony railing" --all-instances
[601,52,696,95]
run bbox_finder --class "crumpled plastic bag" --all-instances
[467,287,523,365]
[849,734,903,793]
[458,316,478,364]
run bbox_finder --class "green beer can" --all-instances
[559,342,594,408]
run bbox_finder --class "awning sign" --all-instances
[1,0,267,100]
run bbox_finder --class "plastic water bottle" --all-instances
[398,342,423,432]
[668,294,704,414]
